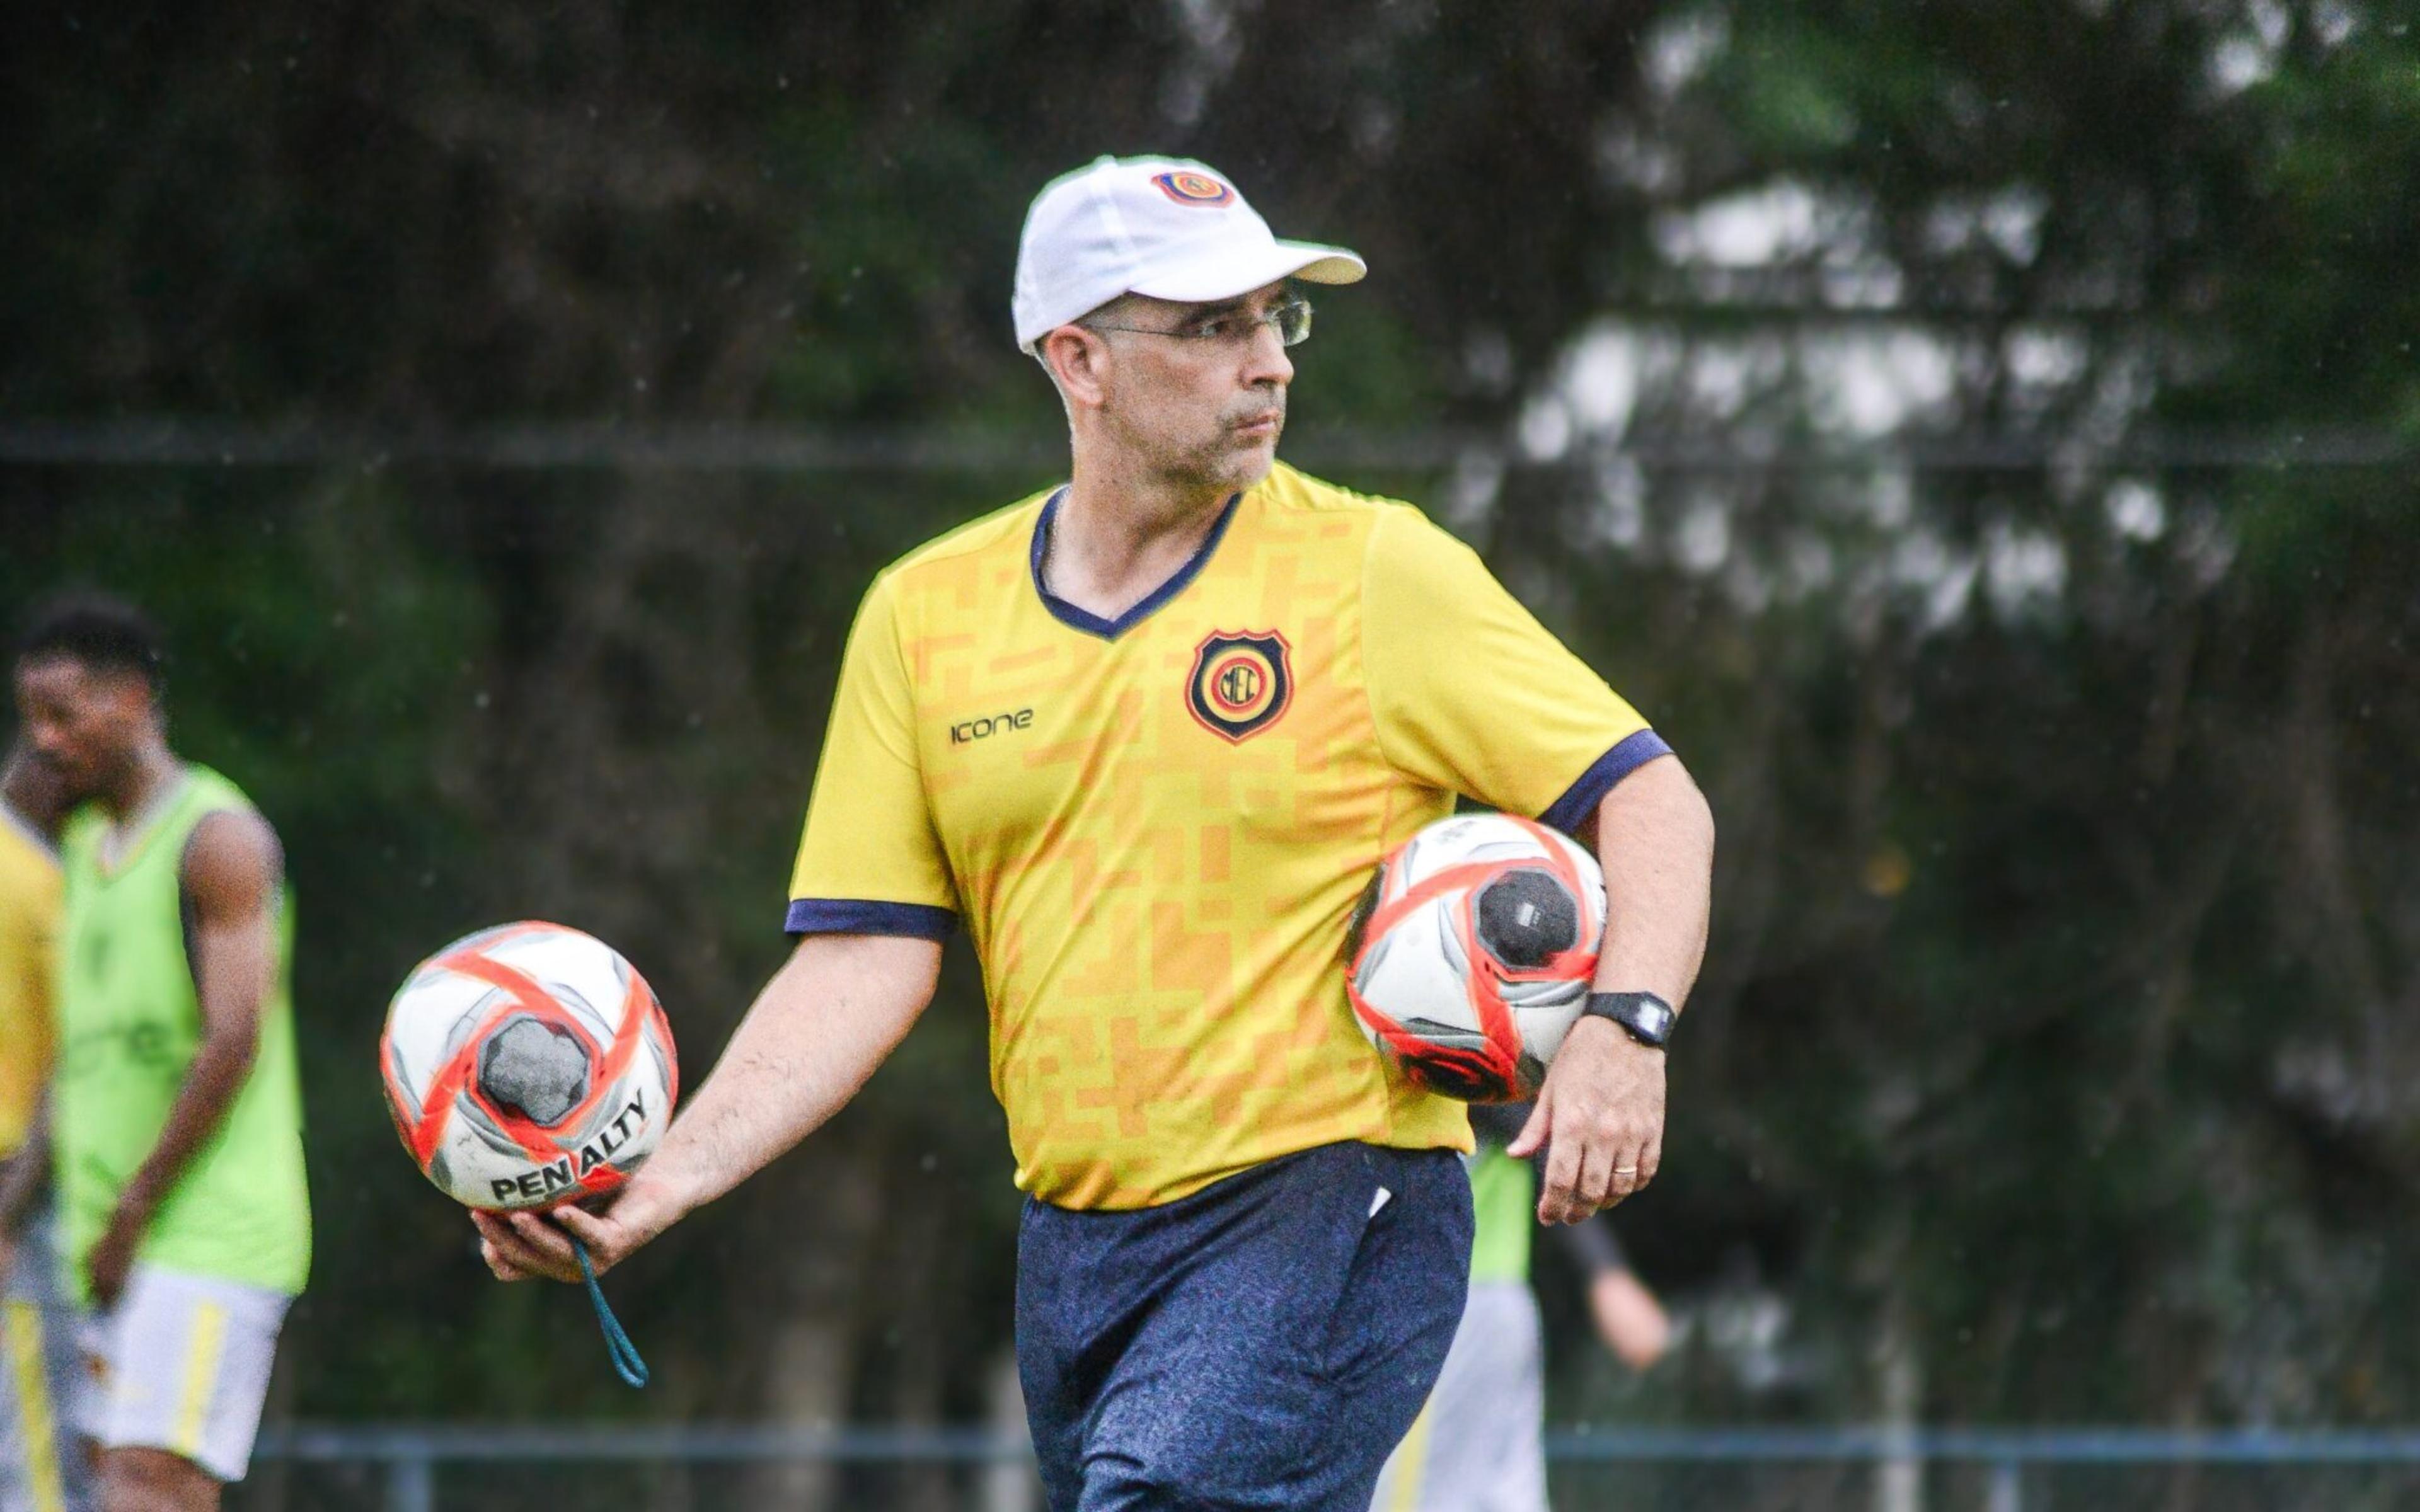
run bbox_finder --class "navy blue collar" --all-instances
[1029,487,1243,641]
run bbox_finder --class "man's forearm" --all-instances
[1590,756,1715,1007]
[637,932,940,1222]
[151,810,285,1228]
[1514,755,1708,1217]
[0,1096,51,1239]
[121,1030,257,1218]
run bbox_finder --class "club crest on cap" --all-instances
[1153,170,1235,207]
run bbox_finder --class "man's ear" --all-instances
[105,670,160,723]
[1041,325,1113,411]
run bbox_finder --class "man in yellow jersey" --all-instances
[479,156,1716,1511]
[13,599,309,1512]
[0,741,95,1512]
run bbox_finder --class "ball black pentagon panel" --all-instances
[1473,868,1580,970]
[476,1015,592,1126]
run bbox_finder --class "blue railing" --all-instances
[1541,1426,2420,1463]
[251,1424,2420,1512]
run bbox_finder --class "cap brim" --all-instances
[1131,239,1367,304]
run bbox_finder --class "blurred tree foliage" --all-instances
[3,0,2417,1465]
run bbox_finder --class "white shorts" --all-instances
[75,1268,290,1484]
[1,1207,95,1512]
[1370,1280,1549,1512]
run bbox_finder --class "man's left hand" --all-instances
[87,1195,151,1310]
[1507,1016,1664,1223]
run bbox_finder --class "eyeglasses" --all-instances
[1084,294,1313,349]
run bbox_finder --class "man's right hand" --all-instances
[473,1175,681,1283]
[468,932,944,1287]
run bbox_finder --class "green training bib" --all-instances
[1465,1143,1536,1285]
[54,767,310,1302]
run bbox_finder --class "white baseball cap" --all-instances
[1011,155,1367,349]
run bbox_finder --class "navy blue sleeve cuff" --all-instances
[1537,729,1675,836]
[784,898,959,939]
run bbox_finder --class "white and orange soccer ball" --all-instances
[1345,813,1607,1102]
[379,922,677,1211]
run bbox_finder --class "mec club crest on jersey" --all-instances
[1187,630,1293,743]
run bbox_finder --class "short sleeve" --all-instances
[785,573,959,938]
[1555,1214,1632,1276]
[1363,506,1671,835]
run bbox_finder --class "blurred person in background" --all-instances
[0,739,92,1512]
[478,154,1714,1511]
[12,598,308,1512]
[1371,1101,1673,1512]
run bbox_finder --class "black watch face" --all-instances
[1593,992,1671,1046]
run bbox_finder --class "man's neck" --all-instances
[1048,461,1238,621]
[100,740,182,827]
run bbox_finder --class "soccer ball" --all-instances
[379,922,678,1211]
[1345,813,1606,1102]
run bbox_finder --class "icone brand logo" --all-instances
[950,708,1035,745]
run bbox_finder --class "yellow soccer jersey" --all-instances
[0,805,61,1157]
[788,462,1670,1210]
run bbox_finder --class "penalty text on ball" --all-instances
[488,1090,649,1204]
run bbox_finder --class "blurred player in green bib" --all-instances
[1371,1104,1671,1512]
[0,739,94,1512]
[12,598,308,1512]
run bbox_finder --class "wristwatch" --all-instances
[1581,990,1676,1050]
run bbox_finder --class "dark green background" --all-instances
[4,0,2416,1448]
